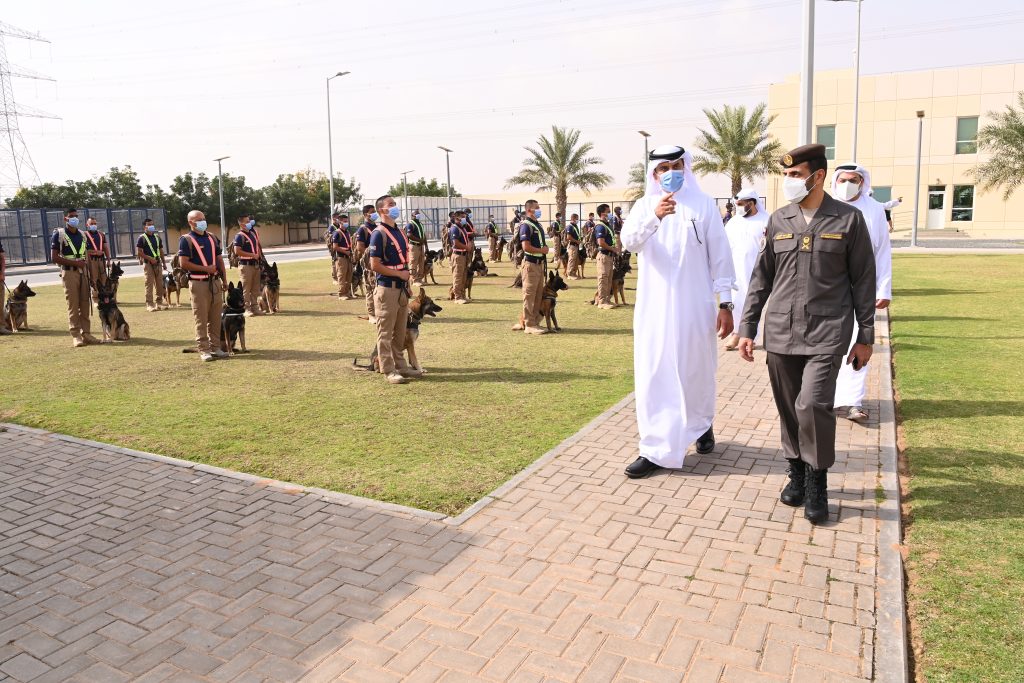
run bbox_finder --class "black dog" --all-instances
[96,280,130,342]
[3,280,36,331]
[107,261,125,298]
[221,282,247,353]
[464,248,495,300]
[612,250,633,305]
[424,249,443,286]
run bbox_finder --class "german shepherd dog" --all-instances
[163,254,190,307]
[459,248,494,301]
[351,260,365,298]
[495,236,507,262]
[353,288,443,374]
[424,249,443,286]
[107,261,125,298]
[538,271,569,332]
[96,280,130,342]
[612,251,633,305]
[258,261,280,314]
[3,280,36,331]
[220,282,248,354]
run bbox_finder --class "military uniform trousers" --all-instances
[488,236,498,261]
[361,252,376,317]
[189,279,224,354]
[521,260,545,328]
[336,255,353,297]
[87,257,107,303]
[374,285,410,375]
[766,352,844,470]
[451,253,468,299]
[60,267,92,341]
[143,262,167,308]
[596,252,614,304]
[566,243,580,278]
[410,243,425,283]
[239,264,261,313]
[331,253,339,282]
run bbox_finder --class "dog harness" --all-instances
[184,234,214,280]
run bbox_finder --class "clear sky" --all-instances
[4,0,1023,202]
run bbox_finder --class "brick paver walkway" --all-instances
[0,334,893,682]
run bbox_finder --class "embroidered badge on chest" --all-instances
[800,234,813,252]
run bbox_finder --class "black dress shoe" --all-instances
[624,456,662,479]
[804,468,829,525]
[695,426,715,455]
[780,458,806,507]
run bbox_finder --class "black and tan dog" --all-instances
[220,282,248,354]
[538,271,569,332]
[258,261,280,314]
[163,255,190,307]
[3,280,36,331]
[353,288,442,374]
[611,251,633,306]
[460,248,495,301]
[424,249,443,286]
[495,236,507,262]
[351,260,365,298]
[96,280,130,342]
[107,261,125,298]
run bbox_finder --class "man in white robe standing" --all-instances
[724,188,770,350]
[621,145,737,479]
[831,162,893,422]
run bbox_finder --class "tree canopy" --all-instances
[386,176,460,198]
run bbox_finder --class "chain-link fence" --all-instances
[0,208,168,266]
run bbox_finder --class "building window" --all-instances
[956,117,979,154]
[873,186,892,204]
[952,185,974,221]
[816,125,836,160]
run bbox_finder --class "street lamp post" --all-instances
[400,169,414,222]
[638,130,651,169]
[829,0,863,160]
[911,110,925,248]
[798,0,815,145]
[326,71,350,219]
[438,146,453,216]
[214,156,230,256]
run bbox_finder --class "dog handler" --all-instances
[137,218,168,312]
[233,213,264,317]
[512,199,549,335]
[84,217,110,304]
[620,145,736,479]
[51,208,100,347]
[179,210,228,362]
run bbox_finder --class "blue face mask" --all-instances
[387,206,401,220]
[533,209,542,219]
[459,218,468,226]
[67,217,80,228]
[659,169,685,194]
[195,220,208,233]
[370,213,379,223]
[247,220,255,229]
[87,224,98,231]
[146,226,156,233]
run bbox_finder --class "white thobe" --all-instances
[621,190,736,468]
[725,211,769,339]
[835,195,892,407]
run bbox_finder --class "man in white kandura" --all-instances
[724,188,770,351]
[832,162,892,422]
[621,145,737,479]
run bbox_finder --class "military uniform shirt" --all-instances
[449,224,472,252]
[177,232,220,279]
[368,225,409,286]
[406,221,425,243]
[51,228,87,258]
[518,218,547,263]
[137,233,164,259]
[331,228,352,252]
[355,223,375,246]
[593,221,616,253]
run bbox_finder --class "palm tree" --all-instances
[692,103,783,197]
[625,163,646,201]
[505,126,613,220]
[973,92,1024,199]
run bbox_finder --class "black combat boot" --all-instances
[780,458,806,507]
[695,426,715,455]
[804,468,829,525]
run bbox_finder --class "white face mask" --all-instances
[783,174,816,204]
[836,180,861,202]
[736,204,748,218]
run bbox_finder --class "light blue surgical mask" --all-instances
[247,220,255,229]
[459,218,468,226]
[67,217,80,228]
[195,220,208,233]
[87,224,98,231]
[659,169,685,194]
[533,209,542,219]
[370,212,379,223]
[387,207,401,220]
[146,225,156,233]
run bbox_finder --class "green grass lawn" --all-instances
[0,258,634,515]
[891,254,1024,683]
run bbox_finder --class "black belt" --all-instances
[600,249,616,255]
[61,265,81,272]
[376,279,407,288]
[240,259,259,265]
[89,255,105,260]
[525,255,544,264]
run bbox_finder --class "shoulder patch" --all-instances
[774,233,794,240]
[759,236,767,252]
[821,233,844,240]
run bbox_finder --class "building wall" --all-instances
[767,64,1024,237]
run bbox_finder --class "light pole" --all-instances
[911,110,925,248]
[829,0,863,160]
[438,146,453,216]
[326,71,350,218]
[638,130,651,170]
[214,156,230,256]
[798,0,815,145]
[400,169,414,221]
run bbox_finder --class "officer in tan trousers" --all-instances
[354,204,378,324]
[593,203,621,309]
[178,210,228,362]
[136,219,168,311]
[232,213,263,316]
[50,208,99,346]
[406,209,427,286]
[83,217,110,304]
[449,210,471,304]
[512,199,549,335]
[332,217,355,300]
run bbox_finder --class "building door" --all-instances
[927,186,945,229]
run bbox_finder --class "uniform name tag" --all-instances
[774,233,794,240]
[820,233,844,240]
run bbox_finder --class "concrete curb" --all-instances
[874,308,910,683]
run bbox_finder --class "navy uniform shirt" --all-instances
[332,227,352,253]
[367,224,409,286]
[610,213,623,233]
[406,220,425,244]
[137,232,164,259]
[518,218,547,263]
[594,220,617,254]
[449,223,472,253]
[232,227,262,263]
[565,222,581,242]
[355,222,375,246]
[84,228,106,254]
[486,222,498,236]
[177,231,220,279]
[51,228,88,260]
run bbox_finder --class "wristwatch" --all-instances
[719,302,734,311]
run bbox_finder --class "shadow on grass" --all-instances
[899,399,1024,419]
[891,315,997,323]
[904,448,1024,522]
[560,327,632,336]
[426,366,603,383]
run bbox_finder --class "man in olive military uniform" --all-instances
[738,144,876,525]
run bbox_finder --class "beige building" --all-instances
[767,63,1024,238]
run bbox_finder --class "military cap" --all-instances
[780,143,827,168]
[649,144,685,162]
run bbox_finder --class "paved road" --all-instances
[0,318,900,681]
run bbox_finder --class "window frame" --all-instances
[955,116,979,155]
[951,184,975,222]
[816,125,837,161]
[872,186,893,204]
